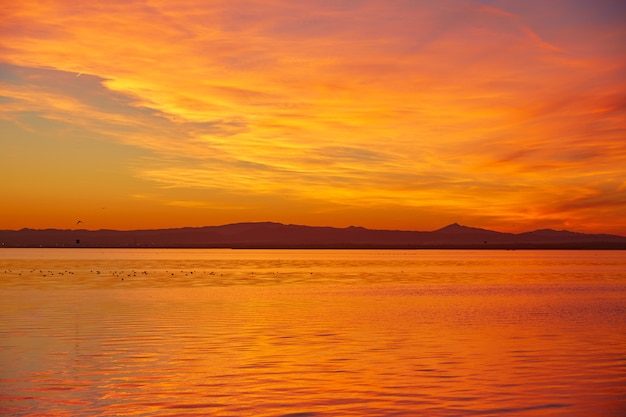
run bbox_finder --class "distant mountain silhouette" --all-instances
[1,222,625,249]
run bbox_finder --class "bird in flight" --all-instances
[76,220,83,225]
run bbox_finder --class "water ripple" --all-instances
[1,249,625,416]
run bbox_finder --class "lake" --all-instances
[1,249,625,416]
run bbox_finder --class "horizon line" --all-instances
[3,221,625,238]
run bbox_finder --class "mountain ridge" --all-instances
[1,222,626,249]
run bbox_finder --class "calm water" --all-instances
[1,249,625,416]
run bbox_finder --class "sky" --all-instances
[1,0,625,234]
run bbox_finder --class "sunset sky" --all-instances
[1,0,625,234]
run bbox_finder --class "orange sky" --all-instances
[1,0,625,234]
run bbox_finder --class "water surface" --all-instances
[1,249,625,416]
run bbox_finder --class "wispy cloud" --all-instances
[1,0,625,232]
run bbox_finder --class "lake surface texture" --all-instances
[1,249,625,416]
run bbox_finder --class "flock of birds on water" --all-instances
[0,268,321,288]
[2,269,230,280]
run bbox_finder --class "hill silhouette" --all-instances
[1,222,625,249]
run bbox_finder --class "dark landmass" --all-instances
[1,222,626,249]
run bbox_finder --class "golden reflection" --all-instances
[1,250,625,415]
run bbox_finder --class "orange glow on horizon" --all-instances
[1,1,625,234]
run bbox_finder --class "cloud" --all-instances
[1,0,625,232]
